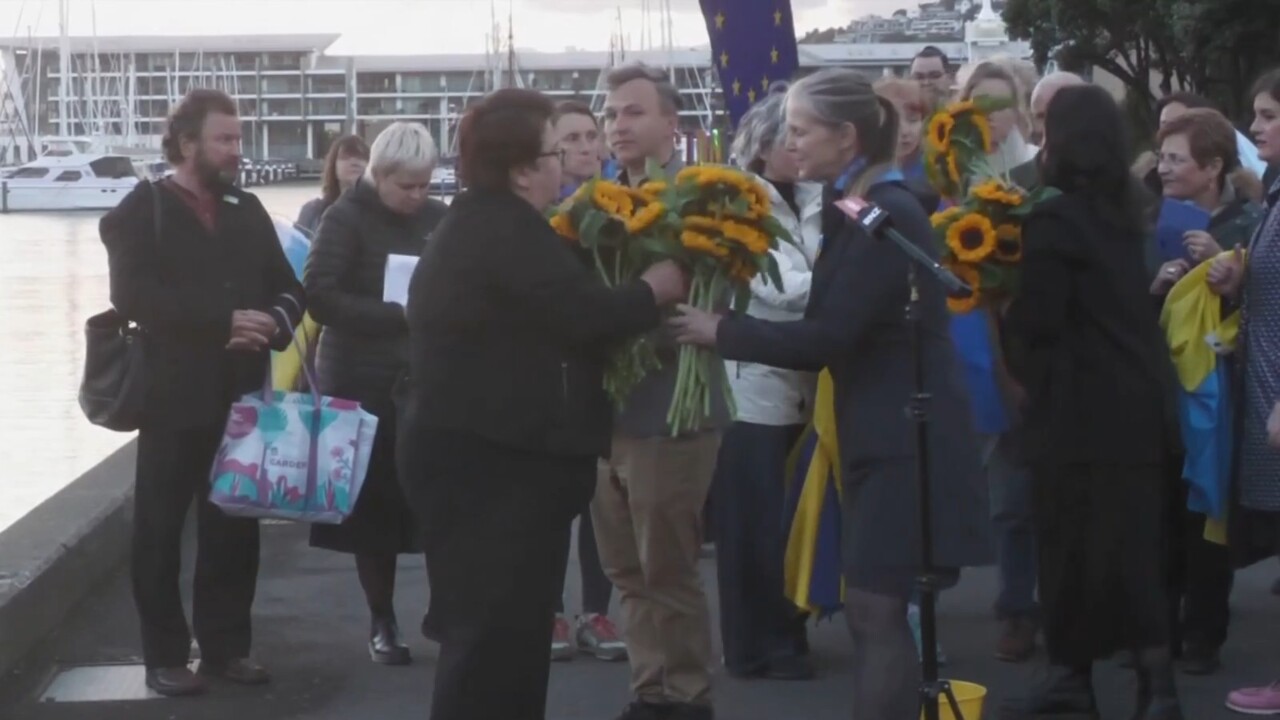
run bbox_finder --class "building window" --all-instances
[400,73,437,93]
[357,72,396,94]
[442,72,477,93]
[261,53,301,71]
[307,98,345,117]
[402,98,436,115]
[357,98,398,115]
[262,99,302,117]
[261,76,302,94]
[238,98,259,118]
[312,121,346,159]
[267,121,308,160]
[53,170,82,182]
[307,74,346,94]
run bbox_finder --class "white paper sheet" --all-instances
[383,254,419,306]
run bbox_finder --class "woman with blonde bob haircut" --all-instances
[671,68,991,719]
[304,120,448,667]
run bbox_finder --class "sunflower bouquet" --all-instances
[548,162,793,436]
[549,177,676,405]
[923,98,1058,311]
[659,164,793,436]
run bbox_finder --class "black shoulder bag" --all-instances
[78,181,162,432]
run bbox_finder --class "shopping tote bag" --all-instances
[208,333,378,524]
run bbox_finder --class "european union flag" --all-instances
[699,0,800,126]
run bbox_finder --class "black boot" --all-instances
[1132,648,1184,720]
[370,616,412,666]
[999,664,1100,719]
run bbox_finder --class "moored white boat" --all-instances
[0,140,141,212]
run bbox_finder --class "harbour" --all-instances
[0,181,318,532]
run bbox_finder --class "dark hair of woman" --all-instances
[553,99,596,126]
[161,88,238,165]
[458,88,556,191]
[1253,67,1280,104]
[320,134,371,205]
[1041,84,1142,236]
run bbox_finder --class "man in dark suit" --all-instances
[100,89,304,697]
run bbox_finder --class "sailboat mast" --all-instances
[506,0,515,89]
[57,0,69,137]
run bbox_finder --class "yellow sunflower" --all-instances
[947,100,976,116]
[994,223,1023,262]
[945,262,982,314]
[973,179,1024,207]
[625,202,667,234]
[549,213,577,240]
[945,151,962,185]
[680,229,730,258]
[931,206,964,228]
[927,112,955,154]
[721,219,770,255]
[945,213,997,263]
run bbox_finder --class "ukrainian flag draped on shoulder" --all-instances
[1160,250,1243,543]
[698,0,800,126]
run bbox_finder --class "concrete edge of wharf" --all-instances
[0,441,136,679]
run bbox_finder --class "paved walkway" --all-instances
[2,520,1278,719]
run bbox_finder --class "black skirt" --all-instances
[1033,462,1173,665]
[310,409,420,555]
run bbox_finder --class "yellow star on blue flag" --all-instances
[699,0,799,125]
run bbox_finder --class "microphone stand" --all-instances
[887,230,971,720]
[833,195,974,719]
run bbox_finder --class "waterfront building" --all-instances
[0,27,1027,166]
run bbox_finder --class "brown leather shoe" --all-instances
[198,657,271,685]
[145,667,207,697]
[995,617,1038,663]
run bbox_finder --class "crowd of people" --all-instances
[95,40,1280,720]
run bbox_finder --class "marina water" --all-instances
[0,183,320,532]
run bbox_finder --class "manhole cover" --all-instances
[39,662,194,703]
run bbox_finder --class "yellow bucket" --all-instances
[919,681,987,720]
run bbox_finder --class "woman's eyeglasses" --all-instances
[539,148,567,164]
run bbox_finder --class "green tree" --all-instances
[1002,0,1175,127]
[1161,0,1280,118]
[1003,0,1280,122]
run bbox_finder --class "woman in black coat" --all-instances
[304,121,448,666]
[1001,85,1184,719]
[673,69,991,720]
[397,89,687,720]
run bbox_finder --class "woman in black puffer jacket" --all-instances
[304,121,448,666]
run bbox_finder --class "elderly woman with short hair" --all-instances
[398,88,687,720]
[304,121,448,666]
[713,86,824,682]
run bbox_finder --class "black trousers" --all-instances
[554,508,613,616]
[406,429,594,720]
[132,425,260,669]
[712,421,806,673]
[1173,510,1235,653]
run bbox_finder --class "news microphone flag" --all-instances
[835,196,974,297]
[698,0,800,126]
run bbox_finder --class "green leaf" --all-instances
[764,253,785,291]
[733,283,752,313]
[579,209,608,247]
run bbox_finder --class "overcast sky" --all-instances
[0,0,913,54]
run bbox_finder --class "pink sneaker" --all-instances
[1227,682,1280,715]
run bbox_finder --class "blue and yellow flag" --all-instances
[698,0,800,126]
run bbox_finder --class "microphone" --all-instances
[835,196,974,298]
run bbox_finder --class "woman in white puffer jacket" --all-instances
[712,86,825,681]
